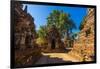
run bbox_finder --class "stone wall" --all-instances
[69,8,95,61]
[13,2,41,67]
[14,2,37,50]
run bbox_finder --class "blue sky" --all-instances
[23,4,87,33]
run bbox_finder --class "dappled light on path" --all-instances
[42,52,80,62]
[35,52,80,65]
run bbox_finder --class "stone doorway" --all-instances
[51,39,56,49]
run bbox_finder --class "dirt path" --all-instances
[35,52,80,64]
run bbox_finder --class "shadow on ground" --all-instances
[42,48,72,53]
[35,53,72,65]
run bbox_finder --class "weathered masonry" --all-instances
[14,2,37,50]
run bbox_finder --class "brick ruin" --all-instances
[69,8,95,61]
[13,2,41,67]
[47,25,64,50]
[40,25,65,52]
[14,2,37,50]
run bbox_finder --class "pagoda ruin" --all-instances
[14,2,37,50]
[46,25,65,52]
[13,2,41,67]
[69,8,95,61]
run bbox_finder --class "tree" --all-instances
[47,10,60,30]
[47,10,76,38]
[46,10,77,47]
[37,10,77,47]
[37,25,47,38]
[37,25,48,46]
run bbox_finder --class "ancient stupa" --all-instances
[46,25,65,51]
[14,2,37,50]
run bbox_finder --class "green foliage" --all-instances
[47,10,76,38]
[37,25,47,38]
[36,37,47,46]
[37,10,77,44]
[37,25,48,45]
